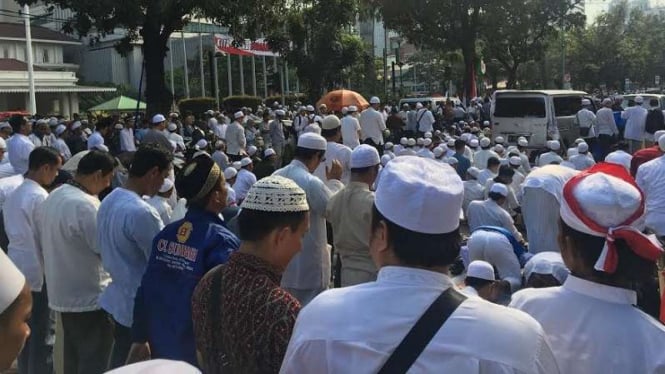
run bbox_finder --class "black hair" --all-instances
[294,147,324,162]
[454,139,466,151]
[28,146,61,171]
[351,164,379,174]
[237,208,308,242]
[465,276,494,289]
[321,127,340,139]
[498,165,515,178]
[371,205,460,267]
[650,98,659,107]
[95,117,113,131]
[77,150,118,176]
[176,155,223,209]
[487,157,501,167]
[129,143,173,178]
[488,191,505,201]
[47,169,73,190]
[559,218,657,286]
[9,115,25,134]
[615,141,630,151]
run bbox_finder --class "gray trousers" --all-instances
[61,310,114,374]
[629,139,643,154]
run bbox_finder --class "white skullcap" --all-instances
[348,105,358,112]
[71,121,82,130]
[660,136,665,152]
[407,138,416,147]
[224,167,238,180]
[83,128,92,136]
[480,137,491,148]
[602,98,613,106]
[152,114,166,124]
[524,251,569,284]
[433,147,445,158]
[48,118,58,127]
[0,250,25,314]
[114,123,124,130]
[380,154,391,166]
[351,144,380,169]
[635,95,644,104]
[247,145,258,157]
[483,120,490,126]
[424,131,432,139]
[654,130,665,142]
[234,111,244,119]
[105,359,201,374]
[447,139,455,147]
[400,137,408,145]
[275,109,286,116]
[423,138,432,147]
[195,139,208,150]
[321,115,341,130]
[490,183,508,197]
[167,122,177,132]
[264,148,276,158]
[466,260,496,281]
[232,161,242,170]
[241,175,309,213]
[159,178,174,193]
[375,156,463,234]
[548,140,561,151]
[369,96,380,105]
[447,157,459,165]
[495,136,505,144]
[574,138,585,145]
[604,151,632,171]
[206,110,215,115]
[0,122,10,130]
[384,142,394,150]
[240,157,253,167]
[306,105,315,112]
[467,166,480,179]
[494,144,505,154]
[581,98,591,106]
[341,107,348,115]
[577,142,589,153]
[297,132,327,151]
[567,148,579,158]
[518,138,529,147]
[469,139,479,148]
[416,138,424,146]
[416,103,424,109]
[509,156,521,166]
[55,124,67,136]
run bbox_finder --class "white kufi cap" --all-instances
[0,250,25,314]
[241,175,309,212]
[297,132,327,151]
[369,96,380,105]
[240,157,253,167]
[321,115,341,130]
[152,114,166,124]
[480,137,491,148]
[224,167,237,180]
[159,178,174,193]
[466,260,496,281]
[490,183,508,197]
[577,142,589,153]
[524,252,569,284]
[509,156,521,166]
[351,144,380,168]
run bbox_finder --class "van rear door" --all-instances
[491,94,549,147]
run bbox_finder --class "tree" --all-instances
[481,0,584,88]
[373,0,489,100]
[20,0,292,115]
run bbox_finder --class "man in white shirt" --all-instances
[477,156,501,185]
[146,179,175,225]
[340,106,361,149]
[574,99,597,142]
[467,229,522,292]
[462,167,485,217]
[568,142,596,170]
[511,163,665,374]
[5,115,35,177]
[87,119,112,150]
[166,123,184,156]
[29,120,55,147]
[467,183,524,243]
[119,120,137,153]
[39,150,116,374]
[293,106,309,136]
[274,133,344,305]
[636,136,665,236]
[605,142,633,171]
[4,147,62,374]
[53,125,72,161]
[595,98,619,158]
[415,102,435,135]
[281,156,559,374]
[97,144,171,368]
[461,260,504,303]
[538,140,564,166]
[225,111,247,161]
[314,116,352,185]
[473,137,499,169]
[622,95,648,153]
[359,96,387,151]
[232,157,257,204]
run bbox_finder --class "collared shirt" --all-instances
[29,133,55,147]
[120,128,137,152]
[40,184,109,312]
[326,182,376,286]
[146,196,173,225]
[225,121,246,155]
[510,275,665,374]
[568,153,596,171]
[340,115,361,149]
[538,151,564,167]
[473,149,499,169]
[4,178,48,291]
[415,108,436,133]
[636,155,665,235]
[133,207,239,365]
[574,108,596,138]
[211,122,225,140]
[193,252,299,374]
[281,266,559,374]
[313,142,352,185]
[269,120,285,146]
[595,107,619,136]
[54,138,72,161]
[7,133,35,174]
[97,188,164,327]
[273,160,343,291]
[631,145,663,177]
[233,168,257,202]
[359,108,386,145]
[622,105,648,141]
[0,173,23,212]
[467,199,524,242]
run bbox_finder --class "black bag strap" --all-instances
[377,287,467,374]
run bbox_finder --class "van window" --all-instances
[494,97,546,118]
[553,96,582,116]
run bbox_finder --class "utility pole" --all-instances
[23,5,36,114]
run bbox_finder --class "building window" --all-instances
[2,48,8,59]
[42,49,50,63]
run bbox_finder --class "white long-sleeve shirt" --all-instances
[537,151,563,167]
[40,184,110,312]
[467,199,524,242]
[473,149,499,169]
[415,108,436,133]
[467,229,522,291]
[4,178,48,291]
[359,108,386,145]
[146,195,173,225]
[313,142,352,185]
[595,107,619,136]
[510,275,665,374]
[622,105,648,141]
[225,121,246,156]
[568,153,596,171]
[281,266,559,374]
[232,168,257,202]
[120,128,137,152]
[340,116,361,149]
[574,108,596,138]
[636,155,665,235]
[7,133,35,174]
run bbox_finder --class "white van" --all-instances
[622,94,665,110]
[491,90,594,148]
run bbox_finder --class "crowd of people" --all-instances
[0,91,664,374]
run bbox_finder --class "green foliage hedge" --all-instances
[178,97,216,115]
[222,96,263,112]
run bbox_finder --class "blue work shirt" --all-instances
[132,207,240,366]
[453,152,472,179]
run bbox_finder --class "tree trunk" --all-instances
[506,65,519,89]
[461,46,477,102]
[142,27,172,116]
